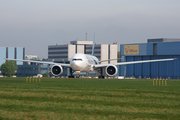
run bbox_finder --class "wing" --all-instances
[94,58,176,69]
[99,58,122,63]
[5,58,71,68]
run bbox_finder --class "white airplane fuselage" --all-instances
[70,53,99,74]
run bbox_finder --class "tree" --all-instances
[43,73,49,77]
[1,61,17,77]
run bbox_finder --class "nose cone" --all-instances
[70,53,86,71]
[71,61,81,70]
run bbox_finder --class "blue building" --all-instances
[120,38,180,79]
[0,47,25,66]
[16,64,51,77]
[17,64,39,77]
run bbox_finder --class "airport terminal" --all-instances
[48,40,117,64]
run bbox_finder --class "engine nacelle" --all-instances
[51,65,63,76]
[105,65,118,77]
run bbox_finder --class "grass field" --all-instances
[0,77,180,120]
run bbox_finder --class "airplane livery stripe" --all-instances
[91,57,97,65]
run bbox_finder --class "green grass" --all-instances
[0,77,180,120]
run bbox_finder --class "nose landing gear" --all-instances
[76,70,80,78]
[68,69,81,78]
[76,75,80,78]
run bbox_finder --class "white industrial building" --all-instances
[48,41,117,64]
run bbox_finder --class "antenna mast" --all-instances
[86,33,87,41]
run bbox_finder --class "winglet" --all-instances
[92,33,95,56]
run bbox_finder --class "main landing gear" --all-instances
[68,68,75,78]
[96,68,105,79]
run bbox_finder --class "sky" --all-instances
[0,0,180,59]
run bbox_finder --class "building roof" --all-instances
[147,38,180,43]
[70,41,93,45]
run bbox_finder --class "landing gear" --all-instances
[96,68,105,79]
[68,76,74,78]
[98,75,104,79]
[76,75,80,78]
[68,68,75,78]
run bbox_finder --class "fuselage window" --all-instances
[72,59,82,61]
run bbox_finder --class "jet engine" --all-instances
[105,65,118,76]
[51,65,63,76]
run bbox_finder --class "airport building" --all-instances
[16,55,52,77]
[120,38,180,79]
[0,47,25,66]
[16,64,51,77]
[48,41,117,64]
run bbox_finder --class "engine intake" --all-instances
[105,65,118,76]
[51,65,63,76]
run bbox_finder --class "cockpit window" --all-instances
[72,59,82,61]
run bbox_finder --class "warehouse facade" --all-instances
[120,38,180,79]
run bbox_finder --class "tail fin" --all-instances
[92,33,95,56]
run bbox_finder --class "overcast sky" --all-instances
[0,0,180,58]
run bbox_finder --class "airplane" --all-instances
[5,36,176,78]
[5,54,176,77]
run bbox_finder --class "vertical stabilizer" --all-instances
[92,33,95,56]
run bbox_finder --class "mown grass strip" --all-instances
[0,78,180,119]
